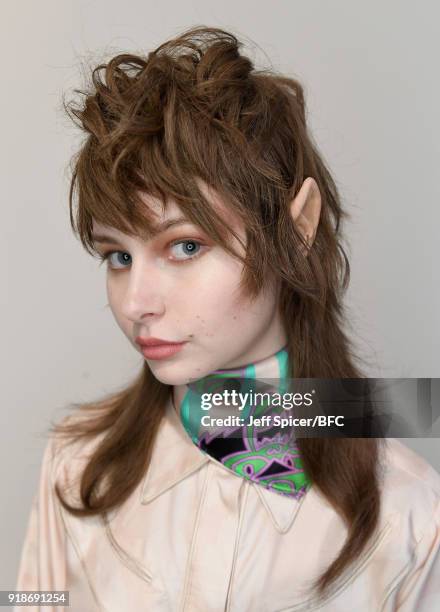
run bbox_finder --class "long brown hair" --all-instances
[53,25,383,599]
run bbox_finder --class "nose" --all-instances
[119,258,166,322]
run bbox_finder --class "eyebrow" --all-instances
[91,217,193,245]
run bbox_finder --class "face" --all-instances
[92,186,287,386]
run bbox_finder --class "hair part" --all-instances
[53,25,383,601]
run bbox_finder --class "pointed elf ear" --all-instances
[289,177,322,255]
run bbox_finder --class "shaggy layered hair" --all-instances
[53,25,383,600]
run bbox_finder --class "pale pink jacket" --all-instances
[15,398,440,611]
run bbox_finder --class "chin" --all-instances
[146,363,199,386]
[146,356,219,386]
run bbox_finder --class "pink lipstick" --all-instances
[135,336,187,360]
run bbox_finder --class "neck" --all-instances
[172,343,289,417]
[171,342,311,498]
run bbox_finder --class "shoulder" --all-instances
[379,438,440,541]
[44,410,108,505]
[381,438,440,494]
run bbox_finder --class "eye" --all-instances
[169,240,204,262]
[97,251,131,269]
[96,239,206,269]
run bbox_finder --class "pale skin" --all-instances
[91,177,321,411]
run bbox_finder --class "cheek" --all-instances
[106,278,118,312]
[211,273,279,335]
[175,260,245,324]
[106,279,130,332]
[179,267,275,339]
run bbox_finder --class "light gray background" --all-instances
[2,0,439,589]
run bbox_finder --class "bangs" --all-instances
[70,135,249,262]
[68,134,269,302]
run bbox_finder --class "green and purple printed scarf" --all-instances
[177,346,312,499]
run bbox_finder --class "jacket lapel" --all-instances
[140,397,306,533]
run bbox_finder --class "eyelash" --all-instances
[96,239,206,269]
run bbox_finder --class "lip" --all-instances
[139,342,186,360]
[135,336,187,361]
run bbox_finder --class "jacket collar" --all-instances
[140,397,308,533]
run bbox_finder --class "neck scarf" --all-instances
[175,346,312,499]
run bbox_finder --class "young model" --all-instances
[15,26,440,611]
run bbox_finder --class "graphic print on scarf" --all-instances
[178,346,312,499]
